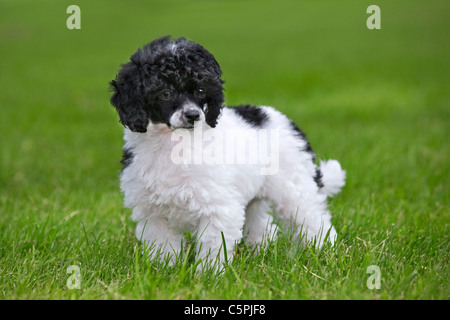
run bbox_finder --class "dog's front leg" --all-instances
[135,217,184,266]
[195,209,245,273]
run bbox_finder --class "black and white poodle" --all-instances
[110,36,345,271]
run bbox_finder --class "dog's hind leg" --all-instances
[264,174,337,248]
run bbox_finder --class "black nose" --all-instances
[184,109,200,124]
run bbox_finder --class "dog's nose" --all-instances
[184,109,200,124]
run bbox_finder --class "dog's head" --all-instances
[110,36,225,132]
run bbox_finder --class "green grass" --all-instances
[1,0,449,299]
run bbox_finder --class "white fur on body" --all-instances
[121,106,345,270]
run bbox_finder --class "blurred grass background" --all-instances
[0,0,449,299]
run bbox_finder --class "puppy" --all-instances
[110,36,345,271]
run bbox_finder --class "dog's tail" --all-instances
[318,159,346,197]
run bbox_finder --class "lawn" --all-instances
[0,0,448,300]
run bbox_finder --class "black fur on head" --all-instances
[110,36,225,132]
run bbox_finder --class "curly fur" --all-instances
[111,36,224,132]
[110,36,346,272]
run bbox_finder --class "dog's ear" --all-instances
[205,104,222,128]
[204,83,225,128]
[188,43,225,128]
[110,63,149,133]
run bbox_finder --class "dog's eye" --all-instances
[196,88,206,99]
[159,90,172,101]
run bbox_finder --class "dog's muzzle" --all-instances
[184,109,201,125]
[169,102,205,129]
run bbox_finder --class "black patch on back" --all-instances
[232,105,269,127]
[121,148,134,171]
[314,168,324,189]
[290,121,324,189]
[289,120,315,162]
